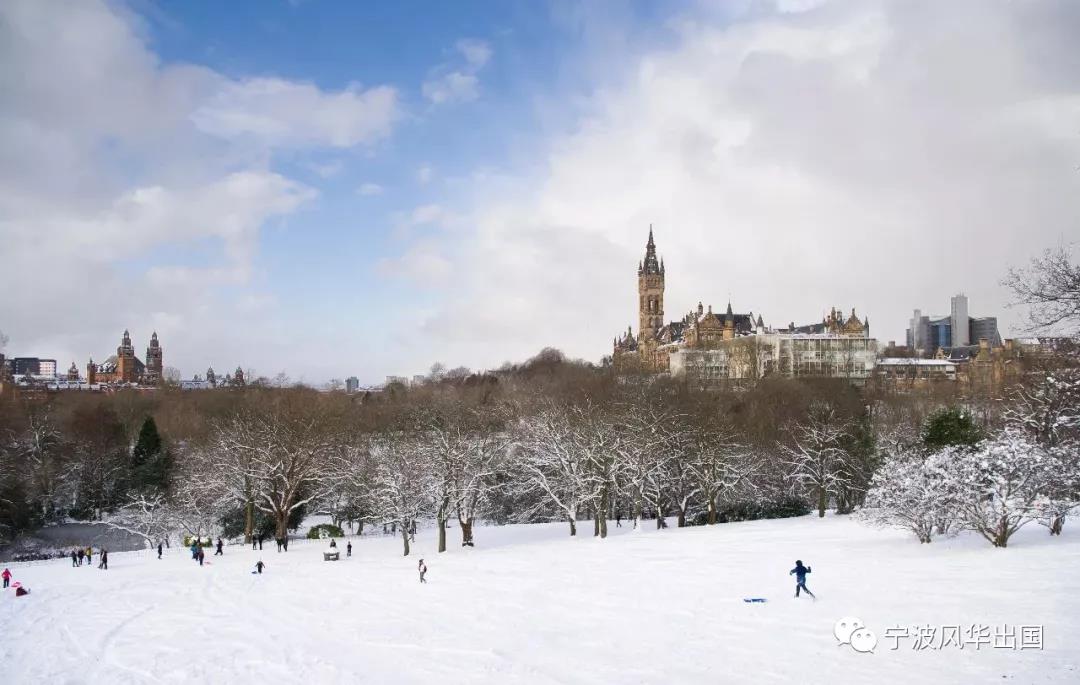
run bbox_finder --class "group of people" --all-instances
[69,546,107,570]
[2,567,29,596]
[188,538,226,566]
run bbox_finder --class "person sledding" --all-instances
[789,559,815,599]
[255,560,266,574]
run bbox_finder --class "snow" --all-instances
[2,515,1078,683]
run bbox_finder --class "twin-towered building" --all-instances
[86,329,163,386]
[612,228,878,382]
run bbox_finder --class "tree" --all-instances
[367,433,431,556]
[923,407,982,450]
[1004,244,1080,331]
[686,422,757,525]
[952,431,1055,548]
[861,447,962,543]
[131,416,171,493]
[781,403,850,518]
[513,404,590,536]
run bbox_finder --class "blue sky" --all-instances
[3,0,1079,384]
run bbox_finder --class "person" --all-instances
[615,512,622,528]
[71,550,78,567]
[98,549,108,570]
[85,546,92,567]
[790,560,814,599]
[255,560,265,574]
[15,586,29,597]
[215,538,223,556]
[198,548,205,566]
[346,541,352,558]
[252,535,258,551]
[258,534,263,550]
[77,548,84,566]
[157,542,163,560]
[2,568,11,589]
[329,539,337,548]
[190,541,199,560]
[418,558,427,584]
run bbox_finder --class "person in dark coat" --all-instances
[215,538,223,556]
[157,542,163,559]
[346,541,352,558]
[252,535,257,551]
[258,535,263,550]
[329,539,337,549]
[77,548,84,566]
[198,548,205,566]
[255,560,265,574]
[418,558,427,584]
[789,560,814,599]
[615,512,622,528]
[98,549,108,570]
[71,550,78,567]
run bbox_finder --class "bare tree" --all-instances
[368,433,431,556]
[513,404,590,536]
[1005,244,1080,331]
[781,402,851,518]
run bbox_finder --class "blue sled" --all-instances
[743,598,768,603]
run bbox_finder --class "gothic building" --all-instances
[613,229,877,381]
[613,228,764,373]
[86,330,164,386]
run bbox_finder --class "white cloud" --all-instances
[422,38,492,104]
[416,164,434,184]
[358,182,384,196]
[192,78,399,148]
[389,0,1080,370]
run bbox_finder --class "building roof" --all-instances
[877,358,956,367]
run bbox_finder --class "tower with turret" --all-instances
[116,330,137,383]
[145,332,163,384]
[637,226,665,340]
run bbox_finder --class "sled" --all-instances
[742,598,768,603]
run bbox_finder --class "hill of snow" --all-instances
[2,515,1078,683]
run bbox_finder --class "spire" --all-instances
[640,226,661,275]
[725,301,734,318]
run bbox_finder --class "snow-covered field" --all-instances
[2,515,1078,684]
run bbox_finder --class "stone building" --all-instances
[86,330,164,386]
[613,228,877,383]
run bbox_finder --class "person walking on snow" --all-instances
[418,559,427,584]
[790,560,814,599]
[198,548,205,566]
[215,538,223,556]
[258,534,263,550]
[98,549,108,570]
[71,550,78,567]
[255,560,265,574]
[157,542,163,559]
[615,512,622,528]
[77,548,84,566]
[346,541,352,558]
[85,547,92,567]
[252,535,257,551]
[2,567,11,588]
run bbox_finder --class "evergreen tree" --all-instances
[131,416,171,493]
[922,407,981,450]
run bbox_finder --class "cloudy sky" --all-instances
[2,0,1078,385]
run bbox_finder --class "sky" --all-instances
[2,0,1079,385]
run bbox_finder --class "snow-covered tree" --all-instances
[512,404,590,536]
[781,403,851,518]
[99,493,174,548]
[686,424,758,525]
[367,433,431,556]
[952,431,1056,548]
[861,447,962,543]
[613,405,674,530]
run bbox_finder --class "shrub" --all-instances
[306,523,344,540]
[691,496,811,525]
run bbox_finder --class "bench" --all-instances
[323,550,340,561]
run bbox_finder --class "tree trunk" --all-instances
[1050,515,1065,535]
[817,487,827,518]
[437,516,447,553]
[568,516,577,536]
[244,499,254,543]
[401,522,411,556]
[275,512,288,551]
[677,509,686,528]
[460,518,474,547]
[593,510,600,537]
[707,498,717,525]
